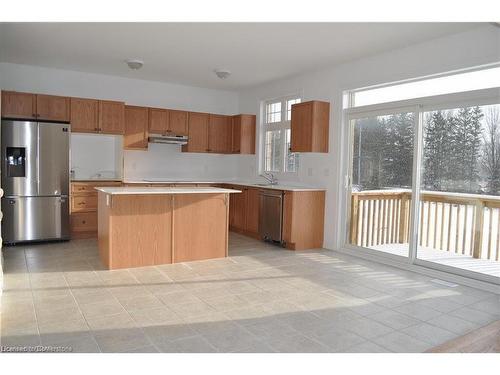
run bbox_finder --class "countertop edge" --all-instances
[95,187,242,195]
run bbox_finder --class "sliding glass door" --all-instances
[346,91,500,284]
[416,103,500,280]
[348,109,415,259]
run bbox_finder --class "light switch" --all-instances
[307,167,313,177]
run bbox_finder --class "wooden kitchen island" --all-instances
[96,186,240,270]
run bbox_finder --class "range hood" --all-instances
[148,133,188,145]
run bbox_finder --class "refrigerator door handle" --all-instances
[36,123,40,193]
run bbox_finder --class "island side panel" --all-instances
[98,192,111,268]
[173,193,228,263]
[107,194,173,269]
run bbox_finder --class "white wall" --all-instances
[238,25,500,251]
[70,134,123,180]
[0,62,240,180]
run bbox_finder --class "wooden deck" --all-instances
[371,243,500,278]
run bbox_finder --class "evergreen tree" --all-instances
[449,106,483,192]
[481,107,500,194]
[423,111,452,191]
[381,113,414,188]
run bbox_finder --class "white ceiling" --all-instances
[0,23,484,90]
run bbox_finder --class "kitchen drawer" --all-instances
[71,184,97,194]
[71,195,98,212]
[71,181,122,194]
[71,212,97,232]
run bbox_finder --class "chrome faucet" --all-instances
[260,172,278,185]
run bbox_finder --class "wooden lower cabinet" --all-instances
[71,212,98,236]
[70,181,122,239]
[226,184,325,250]
[227,185,260,239]
[245,188,260,234]
[282,190,325,250]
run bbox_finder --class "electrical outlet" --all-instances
[323,168,330,177]
[307,167,313,177]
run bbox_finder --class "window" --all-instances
[263,96,301,173]
[348,65,500,108]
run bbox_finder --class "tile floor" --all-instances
[1,233,499,353]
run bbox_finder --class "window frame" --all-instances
[261,94,302,175]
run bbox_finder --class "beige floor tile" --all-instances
[156,335,217,353]
[86,312,137,331]
[373,331,432,353]
[128,306,181,327]
[267,334,330,353]
[36,305,84,325]
[79,299,127,319]
[200,325,259,352]
[0,329,41,347]
[168,300,217,319]
[203,294,251,312]
[119,294,164,312]
[93,327,152,352]
[157,290,202,306]
[369,309,422,330]
[142,323,198,344]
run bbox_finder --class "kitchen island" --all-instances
[96,186,240,269]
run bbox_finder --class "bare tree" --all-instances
[481,107,500,194]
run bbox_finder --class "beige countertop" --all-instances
[95,186,242,195]
[123,179,326,192]
[73,178,326,192]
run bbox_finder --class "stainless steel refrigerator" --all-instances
[1,120,70,244]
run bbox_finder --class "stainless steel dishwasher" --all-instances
[259,189,284,244]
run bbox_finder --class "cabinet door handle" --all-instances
[78,202,86,205]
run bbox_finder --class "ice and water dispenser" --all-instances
[6,147,26,177]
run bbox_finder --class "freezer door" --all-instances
[37,122,70,196]
[1,196,70,243]
[1,120,38,197]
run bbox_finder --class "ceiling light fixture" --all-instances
[214,69,231,80]
[125,59,144,70]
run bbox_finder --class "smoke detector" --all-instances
[125,59,144,70]
[214,69,231,80]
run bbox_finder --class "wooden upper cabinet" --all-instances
[149,108,169,134]
[169,109,188,136]
[290,100,330,153]
[70,98,99,133]
[182,112,209,152]
[1,91,37,119]
[232,114,256,154]
[99,100,125,135]
[208,114,232,153]
[124,105,149,150]
[36,94,70,122]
